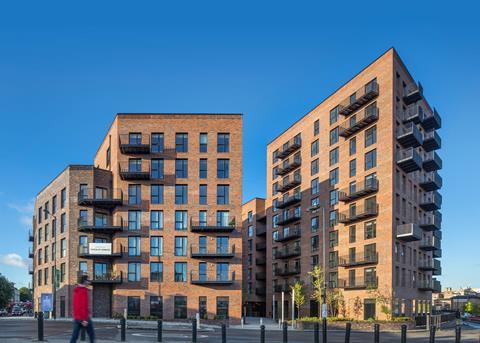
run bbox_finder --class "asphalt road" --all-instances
[1,319,480,342]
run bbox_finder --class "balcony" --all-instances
[273,284,292,293]
[419,211,442,231]
[396,122,423,148]
[423,151,442,172]
[190,244,235,258]
[421,108,441,131]
[28,247,34,259]
[339,106,379,138]
[433,248,442,258]
[339,179,378,203]
[339,80,379,116]
[276,194,302,209]
[423,131,441,152]
[419,236,441,251]
[255,272,266,281]
[418,279,441,293]
[77,216,124,233]
[78,243,124,258]
[419,172,442,192]
[119,161,151,180]
[274,228,301,243]
[274,266,301,277]
[339,277,378,290]
[256,226,266,236]
[433,260,442,276]
[277,156,302,176]
[278,137,302,160]
[28,230,34,242]
[396,223,422,242]
[276,213,301,226]
[255,288,266,296]
[420,191,442,211]
[190,217,236,232]
[274,246,301,259]
[190,271,235,285]
[397,148,422,173]
[277,177,302,193]
[90,271,123,284]
[403,104,425,124]
[78,188,123,209]
[338,204,378,224]
[256,257,266,265]
[28,264,33,275]
[255,242,266,251]
[119,134,150,154]
[338,252,378,267]
[418,259,436,271]
[403,82,423,106]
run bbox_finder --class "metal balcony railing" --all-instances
[277,176,302,193]
[274,228,301,243]
[255,257,266,265]
[190,271,235,285]
[255,242,266,251]
[418,259,435,271]
[338,252,378,267]
[119,161,151,180]
[421,108,441,131]
[78,188,123,209]
[255,272,266,281]
[419,236,441,251]
[423,151,442,172]
[339,277,378,290]
[276,193,302,209]
[255,226,266,236]
[273,284,292,293]
[119,134,151,154]
[77,216,124,233]
[396,122,423,148]
[276,212,301,226]
[28,247,34,258]
[276,155,302,176]
[190,244,235,258]
[190,216,236,232]
[396,223,422,242]
[338,203,378,224]
[274,266,301,277]
[419,211,442,231]
[278,136,302,159]
[339,106,379,137]
[418,278,441,293]
[423,130,441,152]
[419,172,442,192]
[273,246,301,259]
[338,179,378,202]
[403,82,423,105]
[339,80,379,116]
[28,229,34,242]
[403,104,425,124]
[420,191,442,211]
[396,148,422,173]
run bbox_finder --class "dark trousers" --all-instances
[70,319,95,343]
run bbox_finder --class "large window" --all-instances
[61,238,66,257]
[217,133,230,153]
[329,147,339,166]
[150,236,163,256]
[128,184,141,205]
[365,149,377,170]
[216,185,230,205]
[199,210,207,226]
[128,210,141,230]
[174,262,187,282]
[311,159,319,175]
[127,296,140,316]
[216,211,230,226]
[151,133,164,153]
[176,133,188,152]
[150,210,163,230]
[175,237,187,256]
[199,133,208,153]
[217,159,230,178]
[216,297,229,319]
[52,195,57,213]
[128,236,141,256]
[199,296,207,320]
[216,263,229,281]
[311,178,319,195]
[330,190,338,206]
[175,159,188,178]
[174,296,187,319]
[175,211,188,230]
[314,120,319,135]
[175,185,188,204]
[60,213,66,233]
[199,185,207,205]
[129,133,142,145]
[365,126,377,147]
[330,127,339,145]
[349,159,357,177]
[349,137,356,155]
[330,106,339,125]
[128,263,141,282]
[329,168,339,186]
[61,188,66,208]
[151,184,164,204]
[199,159,208,179]
[150,263,163,282]
[311,140,319,156]
[150,296,163,318]
[364,220,377,239]
[151,159,164,179]
[128,158,142,172]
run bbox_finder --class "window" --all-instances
[61,239,66,257]
[61,188,66,208]
[365,173,377,188]
[151,159,164,179]
[79,262,87,275]
[365,243,377,261]
[44,224,49,241]
[174,262,187,282]
[150,211,163,230]
[175,185,188,204]
[311,140,319,156]
[329,190,338,206]
[365,149,377,170]
[175,133,188,152]
[311,159,319,175]
[128,158,142,172]
[60,213,66,233]
[52,219,56,237]
[44,201,49,220]
[330,127,339,145]
[175,211,188,230]
[128,236,141,256]
[217,185,230,205]
[199,133,208,153]
[174,296,187,319]
[150,236,163,256]
[329,147,339,166]
[217,159,230,178]
[272,150,279,164]
[216,211,230,226]
[329,168,339,186]
[349,137,356,155]
[247,211,253,223]
[365,126,377,147]
[128,263,141,282]
[174,237,187,256]
[311,217,319,233]
[199,211,207,226]
[199,296,207,320]
[129,132,142,145]
[349,92,356,104]
[311,236,319,252]
[217,133,230,153]
[38,207,42,224]
[311,178,319,195]
[349,159,356,177]
[128,296,141,316]
[216,297,229,319]
[60,263,65,282]
[151,184,164,204]
[329,210,338,227]
[52,195,57,213]
[199,159,208,178]
[329,231,338,248]
[199,185,207,205]
[330,106,339,125]
[314,120,320,135]
[128,184,141,205]
[365,220,377,239]
[175,159,188,178]
[349,225,356,243]
[151,133,164,153]
[150,296,163,318]
[150,263,163,282]
[128,210,141,230]
[216,236,229,254]
[216,263,229,281]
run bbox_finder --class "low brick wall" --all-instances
[296,320,415,331]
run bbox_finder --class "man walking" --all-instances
[70,274,95,343]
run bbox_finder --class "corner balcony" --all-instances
[418,259,436,271]
[338,204,378,224]
[418,278,441,293]
[255,241,266,251]
[77,216,124,233]
[274,266,301,277]
[403,104,425,124]
[277,177,302,193]
[421,108,441,131]
[339,80,379,116]
[277,156,302,176]
[419,236,441,251]
[396,122,423,148]
[28,230,34,242]
[189,217,236,233]
[419,211,442,231]
[78,188,123,209]
[256,226,266,236]
[339,106,379,138]
[403,82,423,105]
[433,259,442,276]
[119,134,150,154]
[397,148,422,173]
[90,271,123,284]
[255,257,266,265]
[274,284,292,293]
[274,228,301,243]
[278,137,302,160]
[78,243,124,258]
[276,212,301,226]
[338,252,378,267]
[420,191,442,211]
[423,131,441,152]
[423,151,442,172]
[396,223,422,242]
[28,247,34,259]
[119,161,151,180]
[190,271,235,285]
[276,193,302,209]
[339,277,378,290]
[338,179,378,203]
[419,172,442,192]
[190,244,235,259]
[274,246,301,259]
[433,248,442,258]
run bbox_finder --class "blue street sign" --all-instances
[41,293,53,312]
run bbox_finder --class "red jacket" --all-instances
[72,285,89,321]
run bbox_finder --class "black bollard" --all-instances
[282,321,288,343]
[401,324,407,343]
[374,323,379,343]
[120,317,126,342]
[322,317,327,343]
[314,322,319,343]
[260,324,265,343]
[222,323,227,343]
[80,326,86,341]
[157,319,162,342]
[429,325,436,343]
[37,311,44,341]
[192,318,197,343]
[455,324,461,343]
[345,322,351,343]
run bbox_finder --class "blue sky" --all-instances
[0,1,479,289]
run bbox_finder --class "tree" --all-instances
[19,287,32,302]
[327,289,345,317]
[308,266,325,317]
[290,281,305,319]
[368,287,393,320]
[0,275,14,309]
[353,296,363,319]
[464,301,474,314]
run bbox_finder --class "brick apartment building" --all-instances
[243,48,442,320]
[30,113,243,321]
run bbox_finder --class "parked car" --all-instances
[11,306,23,316]
[0,309,8,317]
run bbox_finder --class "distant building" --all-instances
[433,287,480,312]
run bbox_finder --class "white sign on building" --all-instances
[89,243,112,255]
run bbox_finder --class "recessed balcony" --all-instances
[403,104,425,124]
[277,177,302,193]
[274,246,301,259]
[423,151,442,172]
[119,161,151,180]
[278,137,302,160]
[419,211,442,231]
[276,213,301,226]
[419,236,441,251]
[423,131,441,152]
[274,266,301,277]
[338,204,378,224]
[418,259,436,271]
[338,179,378,203]
[28,247,34,259]
[396,223,422,242]
[255,288,266,296]
[421,108,441,131]
[338,252,378,267]
[339,80,379,116]
[90,271,123,284]
[77,216,124,233]
[420,191,442,211]
[256,226,266,236]
[273,284,292,293]
[419,172,442,192]
[277,156,302,176]
[189,217,236,232]
[78,188,123,209]
[255,242,266,251]
[397,148,422,173]
[418,278,441,293]
[119,134,150,154]
[78,243,124,258]
[396,122,423,148]
[276,194,302,209]
[339,277,378,290]
[255,272,266,281]
[339,106,379,138]
[274,228,301,243]
[403,82,423,106]
[190,271,235,285]
[255,257,266,265]
[190,244,235,258]
[433,248,442,258]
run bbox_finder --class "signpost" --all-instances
[41,293,53,313]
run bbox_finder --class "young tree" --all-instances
[0,275,14,309]
[19,287,32,302]
[326,289,344,317]
[291,281,305,319]
[308,266,325,317]
[464,301,474,314]
[353,296,363,319]
[368,287,393,320]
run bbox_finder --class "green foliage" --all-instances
[464,301,474,314]
[19,287,32,302]
[295,316,412,323]
[290,281,305,317]
[0,275,14,309]
[352,297,362,319]
[308,265,324,315]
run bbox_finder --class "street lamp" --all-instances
[43,208,57,320]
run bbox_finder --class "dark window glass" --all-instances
[217,159,230,178]
[175,159,188,178]
[151,159,164,179]
[199,133,208,153]
[365,149,377,170]
[174,296,187,319]
[199,159,208,178]
[151,184,164,204]
[127,296,140,316]
[175,185,188,204]
[175,133,188,152]
[216,185,230,205]
[151,133,164,153]
[217,133,230,153]
[150,296,163,318]
[199,185,207,205]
